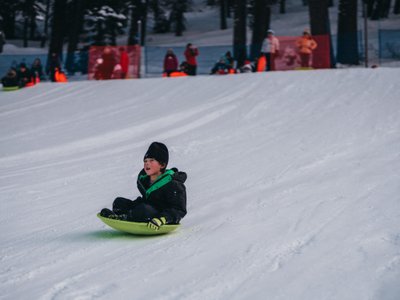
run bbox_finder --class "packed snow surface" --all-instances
[1,69,399,300]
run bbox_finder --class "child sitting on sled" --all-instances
[100,142,187,231]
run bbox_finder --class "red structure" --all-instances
[275,35,331,71]
[88,45,141,80]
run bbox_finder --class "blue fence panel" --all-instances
[379,29,400,59]
[0,53,48,78]
[331,30,364,60]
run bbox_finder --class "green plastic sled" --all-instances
[2,86,20,92]
[97,213,180,235]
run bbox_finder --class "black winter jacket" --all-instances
[134,167,187,224]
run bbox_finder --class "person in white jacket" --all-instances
[260,29,280,71]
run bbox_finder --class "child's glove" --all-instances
[147,217,167,231]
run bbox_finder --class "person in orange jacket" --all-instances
[296,29,318,68]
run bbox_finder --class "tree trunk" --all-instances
[381,0,392,17]
[394,0,400,13]
[174,1,185,36]
[233,0,247,67]
[23,16,29,48]
[41,0,51,48]
[141,0,148,45]
[250,0,270,60]
[366,0,375,17]
[0,1,17,38]
[308,0,336,67]
[128,0,141,45]
[220,0,228,29]
[66,0,84,74]
[128,0,148,45]
[280,0,286,13]
[227,0,233,17]
[29,6,37,40]
[23,0,33,47]
[337,0,359,64]
[369,0,390,19]
[49,0,67,61]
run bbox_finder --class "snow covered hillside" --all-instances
[1,69,400,300]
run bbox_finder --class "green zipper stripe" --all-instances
[142,169,175,198]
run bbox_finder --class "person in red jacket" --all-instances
[163,48,179,76]
[119,47,129,79]
[184,43,199,76]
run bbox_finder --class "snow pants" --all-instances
[112,197,159,222]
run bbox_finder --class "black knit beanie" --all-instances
[143,142,169,165]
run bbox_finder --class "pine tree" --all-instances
[85,5,127,46]
[150,0,170,33]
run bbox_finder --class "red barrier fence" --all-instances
[88,45,141,80]
[274,35,331,70]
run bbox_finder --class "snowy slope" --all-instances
[1,69,400,300]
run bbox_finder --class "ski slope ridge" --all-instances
[0,69,399,300]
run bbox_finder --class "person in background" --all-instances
[296,29,318,68]
[210,56,230,75]
[119,47,129,79]
[260,29,280,71]
[224,51,235,69]
[1,68,19,87]
[239,59,254,73]
[163,48,179,76]
[47,52,61,82]
[184,43,199,76]
[17,63,33,87]
[179,61,189,75]
[31,58,45,81]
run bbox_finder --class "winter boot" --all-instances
[100,208,119,219]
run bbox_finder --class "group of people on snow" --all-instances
[1,29,319,88]
[162,28,318,77]
[162,43,199,77]
[1,53,68,89]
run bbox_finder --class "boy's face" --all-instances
[144,158,164,178]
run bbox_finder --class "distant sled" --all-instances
[2,86,20,91]
[97,213,180,235]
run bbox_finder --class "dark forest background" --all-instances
[0,0,399,67]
